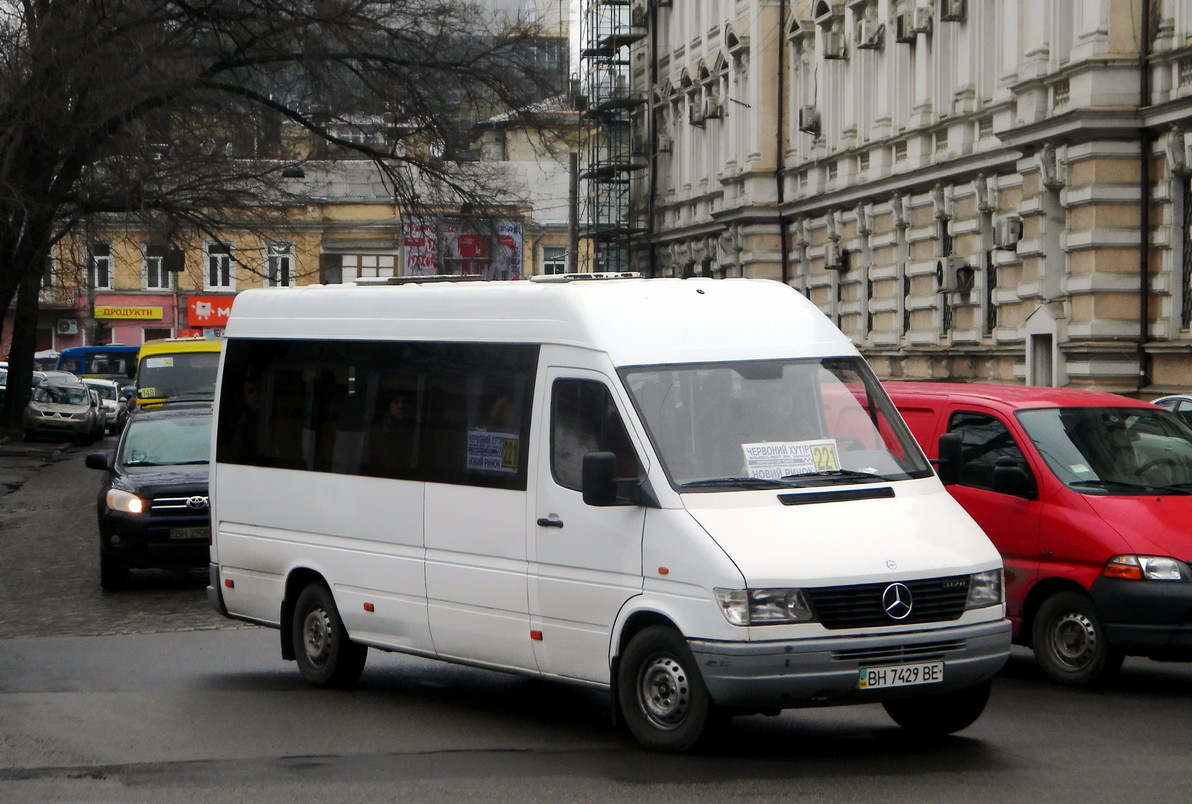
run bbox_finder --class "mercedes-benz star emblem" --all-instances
[186,496,209,511]
[881,583,913,620]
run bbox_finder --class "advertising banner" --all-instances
[402,219,439,276]
[401,218,522,279]
[187,296,234,328]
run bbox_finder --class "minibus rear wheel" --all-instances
[292,582,367,689]
[882,678,991,736]
[1031,591,1123,686]
[617,626,715,752]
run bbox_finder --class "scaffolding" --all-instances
[579,1,647,271]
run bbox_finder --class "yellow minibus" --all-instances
[134,337,223,406]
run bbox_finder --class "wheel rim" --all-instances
[1048,610,1098,670]
[637,655,691,730]
[302,606,333,667]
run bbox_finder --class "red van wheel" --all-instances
[1031,592,1123,686]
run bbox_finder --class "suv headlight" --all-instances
[714,588,814,626]
[106,488,145,515]
[966,569,1003,608]
[1103,555,1185,581]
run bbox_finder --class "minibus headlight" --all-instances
[965,569,1003,609]
[1103,555,1184,581]
[713,588,814,625]
[106,488,145,515]
[714,588,749,625]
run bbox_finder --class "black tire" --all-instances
[292,582,367,688]
[616,626,716,752]
[1031,591,1123,686]
[882,678,992,736]
[100,552,128,591]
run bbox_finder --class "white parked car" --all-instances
[83,377,130,434]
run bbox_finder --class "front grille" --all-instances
[806,575,970,630]
[832,639,966,663]
[150,495,208,516]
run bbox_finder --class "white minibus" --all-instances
[208,275,1010,751]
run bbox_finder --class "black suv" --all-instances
[86,401,212,590]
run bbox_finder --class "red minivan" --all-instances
[885,382,1192,685]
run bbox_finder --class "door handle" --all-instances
[536,517,564,528]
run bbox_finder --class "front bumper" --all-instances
[26,414,89,437]
[100,509,210,571]
[689,618,1011,711]
[1092,576,1192,660]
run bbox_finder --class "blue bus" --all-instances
[56,344,140,379]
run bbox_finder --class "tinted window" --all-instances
[948,411,1029,491]
[551,379,637,491]
[217,339,538,491]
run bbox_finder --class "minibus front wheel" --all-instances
[292,582,367,689]
[617,626,716,752]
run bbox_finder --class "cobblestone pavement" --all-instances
[0,435,248,640]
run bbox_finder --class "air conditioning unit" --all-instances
[995,216,1023,250]
[940,0,967,22]
[822,30,846,59]
[56,319,79,336]
[688,103,705,127]
[894,12,916,43]
[798,105,821,135]
[856,20,884,50]
[913,7,934,35]
[702,97,723,120]
[935,254,975,293]
[656,134,673,153]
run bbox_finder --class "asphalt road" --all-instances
[1,437,1191,803]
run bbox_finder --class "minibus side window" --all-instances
[218,339,536,490]
[551,379,636,492]
[947,411,1030,491]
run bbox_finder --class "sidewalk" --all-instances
[0,432,74,500]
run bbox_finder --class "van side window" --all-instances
[947,411,1029,491]
[551,379,636,492]
[217,338,537,490]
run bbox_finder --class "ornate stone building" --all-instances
[632,0,1192,395]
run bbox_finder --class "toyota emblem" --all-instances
[186,495,209,511]
[881,583,913,620]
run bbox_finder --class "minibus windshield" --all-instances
[1018,406,1192,494]
[138,351,221,400]
[621,357,933,490]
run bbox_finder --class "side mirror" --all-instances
[935,432,962,485]
[582,451,618,506]
[992,456,1035,498]
[85,453,109,471]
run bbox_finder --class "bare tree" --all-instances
[0,0,560,427]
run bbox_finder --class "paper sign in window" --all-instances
[742,439,841,480]
[467,429,520,473]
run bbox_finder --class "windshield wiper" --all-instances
[679,476,792,490]
[780,469,887,486]
[1069,478,1192,495]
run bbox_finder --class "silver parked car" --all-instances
[83,377,130,434]
[24,383,105,445]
